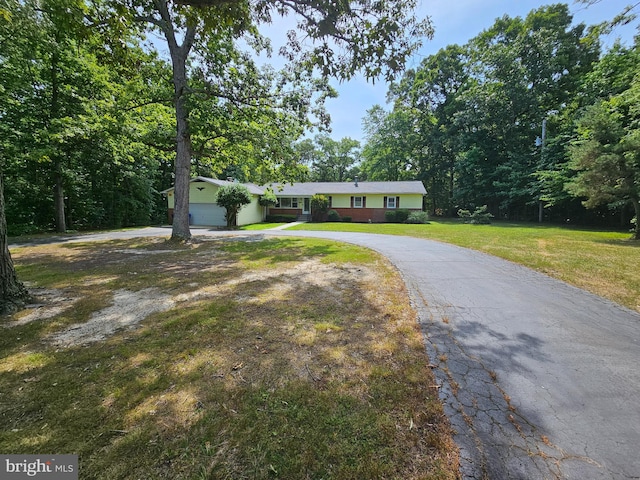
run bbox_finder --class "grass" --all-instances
[2,237,458,479]
[291,220,640,313]
[239,222,288,231]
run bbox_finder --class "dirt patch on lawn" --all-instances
[6,286,78,327]
[11,255,374,349]
[49,288,175,347]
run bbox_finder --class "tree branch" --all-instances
[133,14,167,31]
[187,86,276,108]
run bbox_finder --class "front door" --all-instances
[303,197,310,215]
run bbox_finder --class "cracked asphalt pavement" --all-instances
[15,227,640,479]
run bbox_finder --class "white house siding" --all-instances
[329,193,424,209]
[237,197,264,226]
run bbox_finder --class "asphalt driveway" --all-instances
[270,230,640,480]
[13,227,640,479]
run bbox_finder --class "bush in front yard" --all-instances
[458,205,494,224]
[266,214,297,223]
[384,210,396,223]
[405,211,430,224]
[385,209,410,223]
[311,194,329,222]
[215,184,252,227]
[327,209,341,222]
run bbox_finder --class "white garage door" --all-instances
[189,203,226,226]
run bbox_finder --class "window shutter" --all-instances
[384,196,387,208]
[363,196,366,208]
[329,196,332,207]
[396,196,400,208]
[350,196,354,208]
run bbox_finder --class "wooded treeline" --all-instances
[1,2,639,239]
[357,4,639,237]
[0,0,327,236]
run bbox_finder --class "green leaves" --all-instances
[297,135,361,182]
[567,85,640,238]
[215,183,252,227]
[257,0,433,82]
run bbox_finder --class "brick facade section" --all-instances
[267,207,421,222]
[333,208,421,223]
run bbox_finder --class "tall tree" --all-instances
[457,4,599,218]
[310,135,361,182]
[389,44,469,214]
[361,105,418,182]
[534,41,639,221]
[567,79,640,239]
[109,0,432,241]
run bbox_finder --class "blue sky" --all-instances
[270,1,638,143]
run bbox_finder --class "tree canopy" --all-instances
[361,3,640,236]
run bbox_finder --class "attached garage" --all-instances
[188,203,226,226]
[162,176,266,227]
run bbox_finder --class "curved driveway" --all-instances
[269,230,640,480]
[15,227,640,479]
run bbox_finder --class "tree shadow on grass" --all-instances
[597,238,640,247]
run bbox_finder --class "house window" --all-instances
[386,196,397,209]
[354,196,363,208]
[278,198,292,208]
[292,198,298,208]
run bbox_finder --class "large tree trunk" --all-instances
[0,174,30,314]
[54,165,66,233]
[171,66,192,241]
[156,1,196,242]
[51,43,66,233]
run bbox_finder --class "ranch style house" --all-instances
[162,177,426,226]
